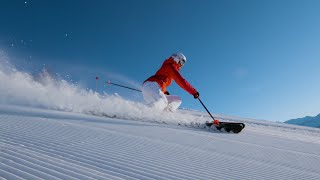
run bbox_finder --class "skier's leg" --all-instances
[142,81,168,110]
[166,95,182,112]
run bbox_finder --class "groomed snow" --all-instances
[1,105,320,180]
[1,55,320,179]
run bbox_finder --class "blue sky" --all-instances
[1,0,320,121]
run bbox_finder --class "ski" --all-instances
[205,121,245,133]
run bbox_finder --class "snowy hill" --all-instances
[1,105,320,179]
[1,57,320,179]
[285,114,320,128]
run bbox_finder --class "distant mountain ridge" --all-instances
[285,114,320,128]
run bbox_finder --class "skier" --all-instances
[142,53,199,112]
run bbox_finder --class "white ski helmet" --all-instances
[171,52,186,66]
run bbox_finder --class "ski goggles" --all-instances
[179,59,186,66]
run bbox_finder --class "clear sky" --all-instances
[1,0,320,121]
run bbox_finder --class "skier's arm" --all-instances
[169,65,197,95]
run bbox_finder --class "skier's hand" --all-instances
[164,91,170,95]
[193,92,199,99]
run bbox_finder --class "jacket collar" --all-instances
[166,57,181,70]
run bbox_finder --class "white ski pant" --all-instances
[142,81,182,112]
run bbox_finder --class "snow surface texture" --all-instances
[1,53,320,179]
[1,105,320,179]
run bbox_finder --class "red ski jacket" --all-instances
[144,57,197,95]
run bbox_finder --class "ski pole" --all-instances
[106,81,142,92]
[197,97,220,125]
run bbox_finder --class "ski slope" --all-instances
[1,105,320,180]
[1,55,320,179]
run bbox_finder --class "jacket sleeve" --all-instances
[168,64,197,95]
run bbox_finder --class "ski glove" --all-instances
[193,92,199,99]
[164,91,170,95]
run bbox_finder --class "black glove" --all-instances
[193,92,199,99]
[164,91,170,95]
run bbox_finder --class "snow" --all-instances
[1,105,320,179]
[1,55,320,179]
[0,56,204,126]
